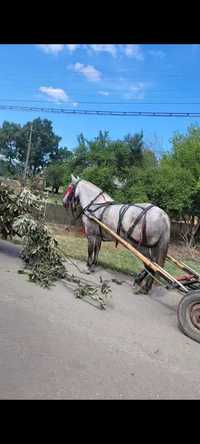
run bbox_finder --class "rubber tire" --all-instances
[177,291,200,344]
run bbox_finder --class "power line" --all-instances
[3,98,200,105]
[0,104,200,117]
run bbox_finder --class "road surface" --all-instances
[0,239,200,399]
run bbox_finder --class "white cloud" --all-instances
[66,44,79,52]
[72,102,79,107]
[37,44,65,55]
[149,49,165,59]
[73,62,101,82]
[89,44,117,57]
[123,44,144,60]
[125,82,146,100]
[39,86,69,102]
[98,91,110,96]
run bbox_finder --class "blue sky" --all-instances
[0,44,200,155]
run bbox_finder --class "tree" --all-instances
[55,147,73,162]
[149,156,195,218]
[124,132,144,166]
[70,133,89,174]
[87,130,111,167]
[0,121,22,172]
[171,125,200,181]
[16,118,61,173]
[46,162,67,194]
[0,160,10,177]
[82,165,115,195]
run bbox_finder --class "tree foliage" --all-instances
[0,118,61,174]
[2,118,200,243]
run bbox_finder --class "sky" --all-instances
[0,43,200,156]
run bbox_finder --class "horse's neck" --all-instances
[78,183,112,208]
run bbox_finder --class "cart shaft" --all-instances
[89,215,188,293]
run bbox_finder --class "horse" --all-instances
[63,174,170,294]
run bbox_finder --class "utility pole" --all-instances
[23,123,33,185]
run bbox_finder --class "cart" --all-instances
[89,215,200,344]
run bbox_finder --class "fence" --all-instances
[170,220,199,242]
[45,203,82,227]
[45,204,194,241]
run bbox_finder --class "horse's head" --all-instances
[63,174,80,209]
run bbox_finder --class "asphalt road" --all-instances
[0,239,200,399]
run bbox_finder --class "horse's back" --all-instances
[99,202,169,245]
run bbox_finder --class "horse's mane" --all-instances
[80,180,113,201]
[81,180,102,192]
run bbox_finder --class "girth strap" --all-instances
[126,204,154,245]
[115,204,133,247]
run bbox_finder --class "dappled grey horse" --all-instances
[63,175,170,293]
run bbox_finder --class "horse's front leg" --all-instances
[87,236,96,272]
[93,237,102,267]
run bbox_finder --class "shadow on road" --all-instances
[0,240,21,258]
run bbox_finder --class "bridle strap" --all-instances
[74,190,105,220]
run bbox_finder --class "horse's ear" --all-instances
[71,174,77,184]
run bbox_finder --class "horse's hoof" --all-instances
[133,282,148,295]
[87,266,95,273]
[135,288,146,295]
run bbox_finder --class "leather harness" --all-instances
[69,180,154,247]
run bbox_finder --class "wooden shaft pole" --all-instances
[89,215,188,292]
[89,215,158,271]
[167,254,200,279]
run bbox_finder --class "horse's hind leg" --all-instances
[142,235,169,294]
[134,268,148,286]
[142,268,154,294]
[133,266,154,294]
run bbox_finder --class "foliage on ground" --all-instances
[0,184,111,307]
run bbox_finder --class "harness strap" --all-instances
[70,181,154,246]
[127,204,154,244]
[116,204,132,247]
[97,204,113,240]
[74,191,105,220]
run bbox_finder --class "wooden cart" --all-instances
[89,215,200,344]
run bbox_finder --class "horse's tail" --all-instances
[155,214,170,267]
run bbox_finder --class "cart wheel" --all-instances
[177,291,200,344]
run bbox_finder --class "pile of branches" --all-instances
[0,182,111,308]
[0,182,43,239]
[13,215,66,287]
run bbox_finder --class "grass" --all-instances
[56,234,142,275]
[7,221,200,279]
[39,186,64,206]
[53,228,200,278]
[46,192,63,206]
